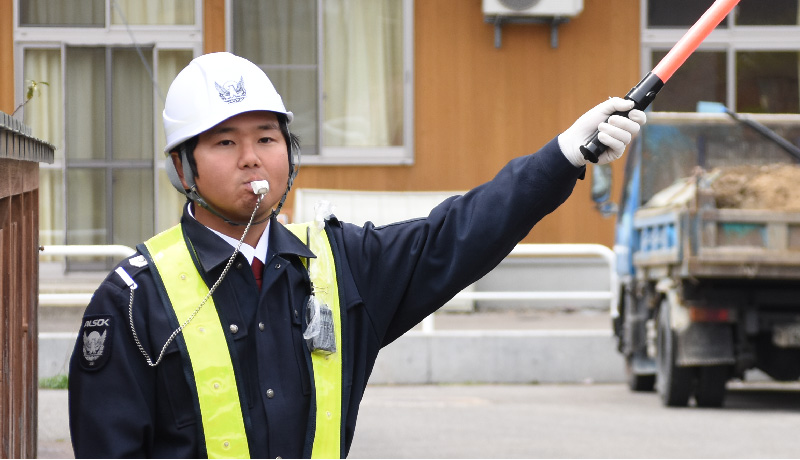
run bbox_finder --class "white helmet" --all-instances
[162,52,299,225]
[162,52,293,153]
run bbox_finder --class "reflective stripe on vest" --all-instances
[143,225,250,459]
[286,223,343,459]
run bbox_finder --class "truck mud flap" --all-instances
[676,323,735,366]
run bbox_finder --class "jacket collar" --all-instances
[181,203,316,273]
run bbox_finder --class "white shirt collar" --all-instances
[188,204,269,265]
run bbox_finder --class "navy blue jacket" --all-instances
[68,138,583,458]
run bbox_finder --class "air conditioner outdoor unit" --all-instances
[482,0,584,17]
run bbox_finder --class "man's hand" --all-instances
[558,97,647,167]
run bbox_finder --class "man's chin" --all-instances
[221,211,270,226]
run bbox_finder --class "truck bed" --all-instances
[633,205,800,280]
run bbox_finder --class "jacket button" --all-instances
[274,263,281,269]
[258,322,265,331]
[236,262,243,269]
[229,324,239,334]
[266,389,275,399]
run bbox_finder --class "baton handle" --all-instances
[579,72,665,164]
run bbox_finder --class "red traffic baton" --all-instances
[580,0,741,163]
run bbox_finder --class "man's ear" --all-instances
[169,151,190,189]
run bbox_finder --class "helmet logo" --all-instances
[214,77,246,104]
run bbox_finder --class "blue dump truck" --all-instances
[593,111,800,407]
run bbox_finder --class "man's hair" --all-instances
[177,113,298,181]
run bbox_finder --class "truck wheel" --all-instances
[656,300,694,407]
[695,366,729,408]
[626,356,656,392]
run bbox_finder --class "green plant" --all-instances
[12,80,49,116]
[39,374,68,389]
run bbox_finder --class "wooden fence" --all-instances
[0,112,54,458]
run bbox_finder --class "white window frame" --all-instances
[225,0,415,166]
[640,1,800,112]
[13,0,203,236]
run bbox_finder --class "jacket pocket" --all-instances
[159,346,197,429]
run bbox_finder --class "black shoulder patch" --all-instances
[79,314,114,371]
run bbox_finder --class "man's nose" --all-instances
[239,142,261,167]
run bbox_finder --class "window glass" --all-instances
[24,48,64,246]
[19,0,104,27]
[736,52,800,113]
[233,0,318,152]
[262,67,318,152]
[64,46,157,247]
[112,48,153,161]
[650,51,726,112]
[23,49,63,158]
[647,0,727,28]
[39,169,65,245]
[111,0,195,25]
[736,1,799,26]
[322,0,405,147]
[233,0,317,66]
[112,169,153,245]
[232,0,408,154]
[66,47,106,161]
[67,168,106,245]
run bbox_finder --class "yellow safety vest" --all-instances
[142,223,343,459]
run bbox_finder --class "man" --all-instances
[69,52,645,458]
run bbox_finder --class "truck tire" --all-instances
[622,288,656,392]
[695,366,729,408]
[656,299,694,407]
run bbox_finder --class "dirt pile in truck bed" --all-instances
[710,164,800,211]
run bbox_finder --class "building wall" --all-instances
[1,0,641,246]
[0,0,14,114]
[277,0,641,245]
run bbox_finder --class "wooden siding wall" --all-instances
[0,159,40,459]
[0,0,642,246]
[285,0,641,245]
[0,0,14,114]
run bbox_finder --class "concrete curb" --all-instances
[39,330,626,384]
[369,330,625,384]
[39,332,76,379]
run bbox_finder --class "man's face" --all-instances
[182,110,290,226]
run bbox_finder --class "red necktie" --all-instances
[251,258,264,290]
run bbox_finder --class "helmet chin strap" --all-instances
[166,130,297,227]
[188,185,271,227]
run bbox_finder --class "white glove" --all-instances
[558,97,647,167]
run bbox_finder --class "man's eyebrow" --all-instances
[207,122,280,135]
[258,122,281,131]
[207,126,235,135]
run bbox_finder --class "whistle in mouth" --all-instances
[250,180,269,195]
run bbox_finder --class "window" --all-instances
[20,0,195,27]
[229,0,414,165]
[15,0,200,255]
[643,0,800,113]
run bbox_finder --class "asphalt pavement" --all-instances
[40,381,800,459]
[38,263,800,458]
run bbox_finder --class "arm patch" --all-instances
[78,314,114,371]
